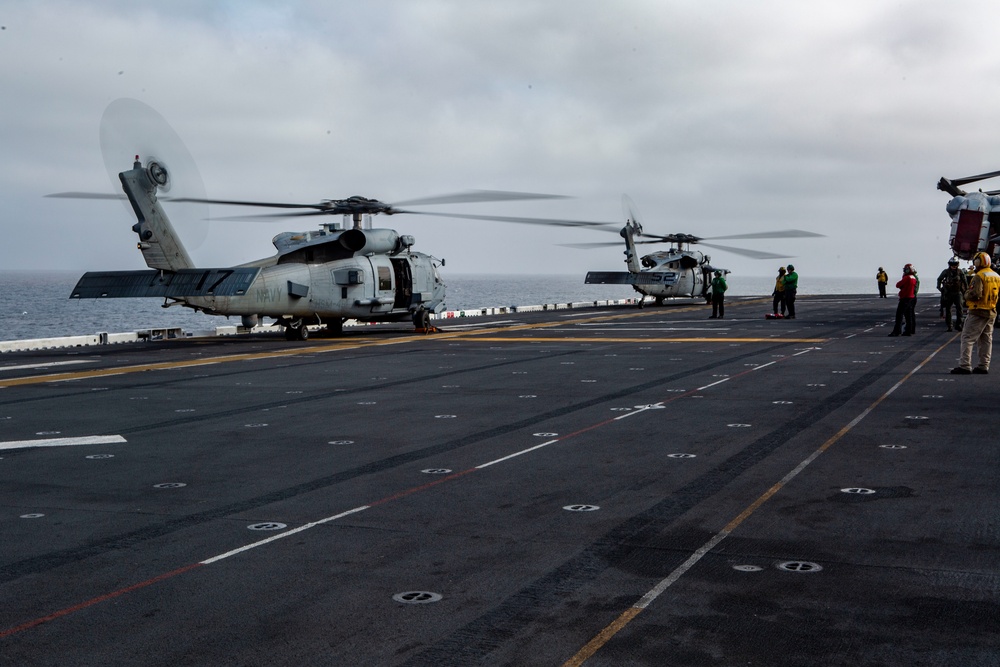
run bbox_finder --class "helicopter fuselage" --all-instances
[71,158,446,338]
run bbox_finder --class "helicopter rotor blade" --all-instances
[99,98,210,252]
[389,190,569,207]
[703,229,825,241]
[46,192,128,200]
[621,194,643,226]
[557,241,622,249]
[401,210,619,229]
[169,196,325,209]
[949,169,1000,187]
[210,210,331,222]
[699,242,792,260]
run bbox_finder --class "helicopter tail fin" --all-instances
[620,218,642,273]
[121,158,194,271]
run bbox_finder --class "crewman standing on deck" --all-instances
[772,266,787,316]
[951,252,1000,374]
[783,265,798,318]
[876,267,888,298]
[708,270,727,319]
[888,264,917,336]
[936,257,968,332]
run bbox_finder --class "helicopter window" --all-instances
[378,265,392,291]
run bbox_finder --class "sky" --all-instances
[3,0,1000,279]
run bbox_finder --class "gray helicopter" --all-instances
[565,195,824,306]
[49,100,606,340]
[53,155,589,340]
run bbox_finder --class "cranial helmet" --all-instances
[948,257,960,266]
[974,252,991,268]
[786,264,795,271]
[715,270,722,276]
[903,263,913,274]
[778,267,786,273]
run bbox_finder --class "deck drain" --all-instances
[733,565,763,572]
[86,454,115,459]
[518,395,537,399]
[772,401,793,405]
[153,483,187,489]
[841,487,876,495]
[421,468,452,475]
[610,407,632,412]
[328,440,354,445]
[434,415,457,419]
[668,453,696,459]
[20,514,45,519]
[244,423,268,428]
[393,591,442,604]
[777,561,823,573]
[905,416,928,420]
[879,444,907,449]
[248,522,287,531]
[922,395,943,399]
[534,433,558,437]
[563,504,600,512]
[727,423,751,428]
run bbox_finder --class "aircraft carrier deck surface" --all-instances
[0,295,996,666]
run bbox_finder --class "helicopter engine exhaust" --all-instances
[338,229,407,255]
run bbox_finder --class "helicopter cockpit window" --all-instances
[378,265,392,291]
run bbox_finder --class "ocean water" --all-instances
[0,270,875,341]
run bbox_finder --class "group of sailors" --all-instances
[880,254,1000,375]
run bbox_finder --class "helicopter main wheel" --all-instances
[637,298,645,309]
[412,308,430,330]
[284,321,309,341]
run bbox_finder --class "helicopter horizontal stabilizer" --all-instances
[585,271,679,286]
[70,268,261,299]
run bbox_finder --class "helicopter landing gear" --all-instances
[637,297,645,309]
[655,296,664,306]
[284,320,309,341]
[412,308,437,333]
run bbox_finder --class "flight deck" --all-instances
[0,295,996,666]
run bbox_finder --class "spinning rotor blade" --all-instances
[170,190,570,218]
[404,211,619,229]
[703,229,825,240]
[99,98,210,252]
[390,190,569,207]
[699,242,791,260]
[558,241,622,249]
[621,194,643,225]
[46,192,127,200]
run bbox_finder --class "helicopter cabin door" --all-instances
[364,257,395,314]
[391,258,413,310]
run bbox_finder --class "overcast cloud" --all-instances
[3,0,1000,280]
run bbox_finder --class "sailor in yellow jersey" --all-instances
[951,252,1000,375]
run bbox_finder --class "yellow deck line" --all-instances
[0,301,786,388]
